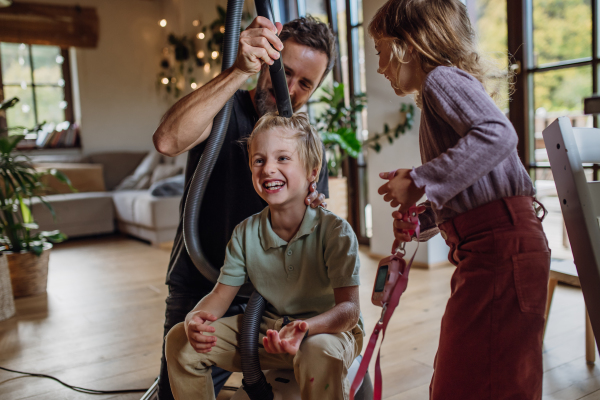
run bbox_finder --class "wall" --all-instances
[363,0,449,265]
[14,0,231,155]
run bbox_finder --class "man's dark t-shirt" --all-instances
[166,90,329,295]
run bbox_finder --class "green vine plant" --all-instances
[364,103,415,153]
[0,97,72,255]
[157,6,253,100]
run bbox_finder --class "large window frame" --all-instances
[508,0,600,182]
[0,44,74,137]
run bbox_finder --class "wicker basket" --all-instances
[0,254,16,320]
[6,244,52,298]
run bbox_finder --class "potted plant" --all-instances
[314,82,415,219]
[0,97,70,298]
[313,82,365,219]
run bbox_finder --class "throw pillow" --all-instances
[114,150,162,191]
[150,164,183,185]
[150,174,185,197]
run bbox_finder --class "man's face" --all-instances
[254,39,329,116]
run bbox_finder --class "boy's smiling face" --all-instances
[250,128,317,208]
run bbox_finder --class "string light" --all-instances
[192,20,200,26]
[191,82,198,89]
[197,50,205,58]
[55,55,64,64]
[211,51,218,59]
[219,26,225,33]
[59,101,68,109]
[161,77,169,85]
[204,63,210,73]
[197,32,205,39]
[159,19,167,27]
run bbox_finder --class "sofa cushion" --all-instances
[83,152,148,191]
[30,192,115,238]
[113,190,181,230]
[35,163,106,194]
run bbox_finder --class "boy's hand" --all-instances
[184,310,218,353]
[263,320,309,355]
[378,169,425,213]
[391,206,426,248]
[306,182,327,209]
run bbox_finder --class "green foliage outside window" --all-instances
[475,0,592,114]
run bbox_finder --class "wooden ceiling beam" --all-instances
[0,2,99,48]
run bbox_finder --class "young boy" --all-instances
[165,112,363,400]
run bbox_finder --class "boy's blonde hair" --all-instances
[368,0,513,105]
[247,112,323,182]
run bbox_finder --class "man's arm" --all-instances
[184,283,240,353]
[153,17,283,157]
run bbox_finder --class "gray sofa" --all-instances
[30,151,185,246]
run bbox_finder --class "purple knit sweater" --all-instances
[410,66,535,240]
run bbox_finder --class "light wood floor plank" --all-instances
[0,235,597,399]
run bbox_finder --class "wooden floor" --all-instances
[0,235,598,399]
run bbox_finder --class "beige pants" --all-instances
[165,312,363,400]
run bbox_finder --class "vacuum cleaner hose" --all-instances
[240,291,274,399]
[182,0,254,296]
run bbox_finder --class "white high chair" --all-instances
[542,117,600,346]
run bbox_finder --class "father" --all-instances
[153,15,337,400]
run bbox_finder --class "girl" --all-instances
[370,1,550,399]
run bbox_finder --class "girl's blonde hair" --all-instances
[247,112,323,182]
[368,0,512,105]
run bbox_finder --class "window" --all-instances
[0,42,75,147]
[508,0,599,260]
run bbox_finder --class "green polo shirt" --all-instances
[218,205,363,333]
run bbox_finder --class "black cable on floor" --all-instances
[0,366,148,395]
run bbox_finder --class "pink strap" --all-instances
[350,202,420,399]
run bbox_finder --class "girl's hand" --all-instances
[263,320,308,355]
[378,169,425,213]
[391,206,426,249]
[306,182,327,209]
